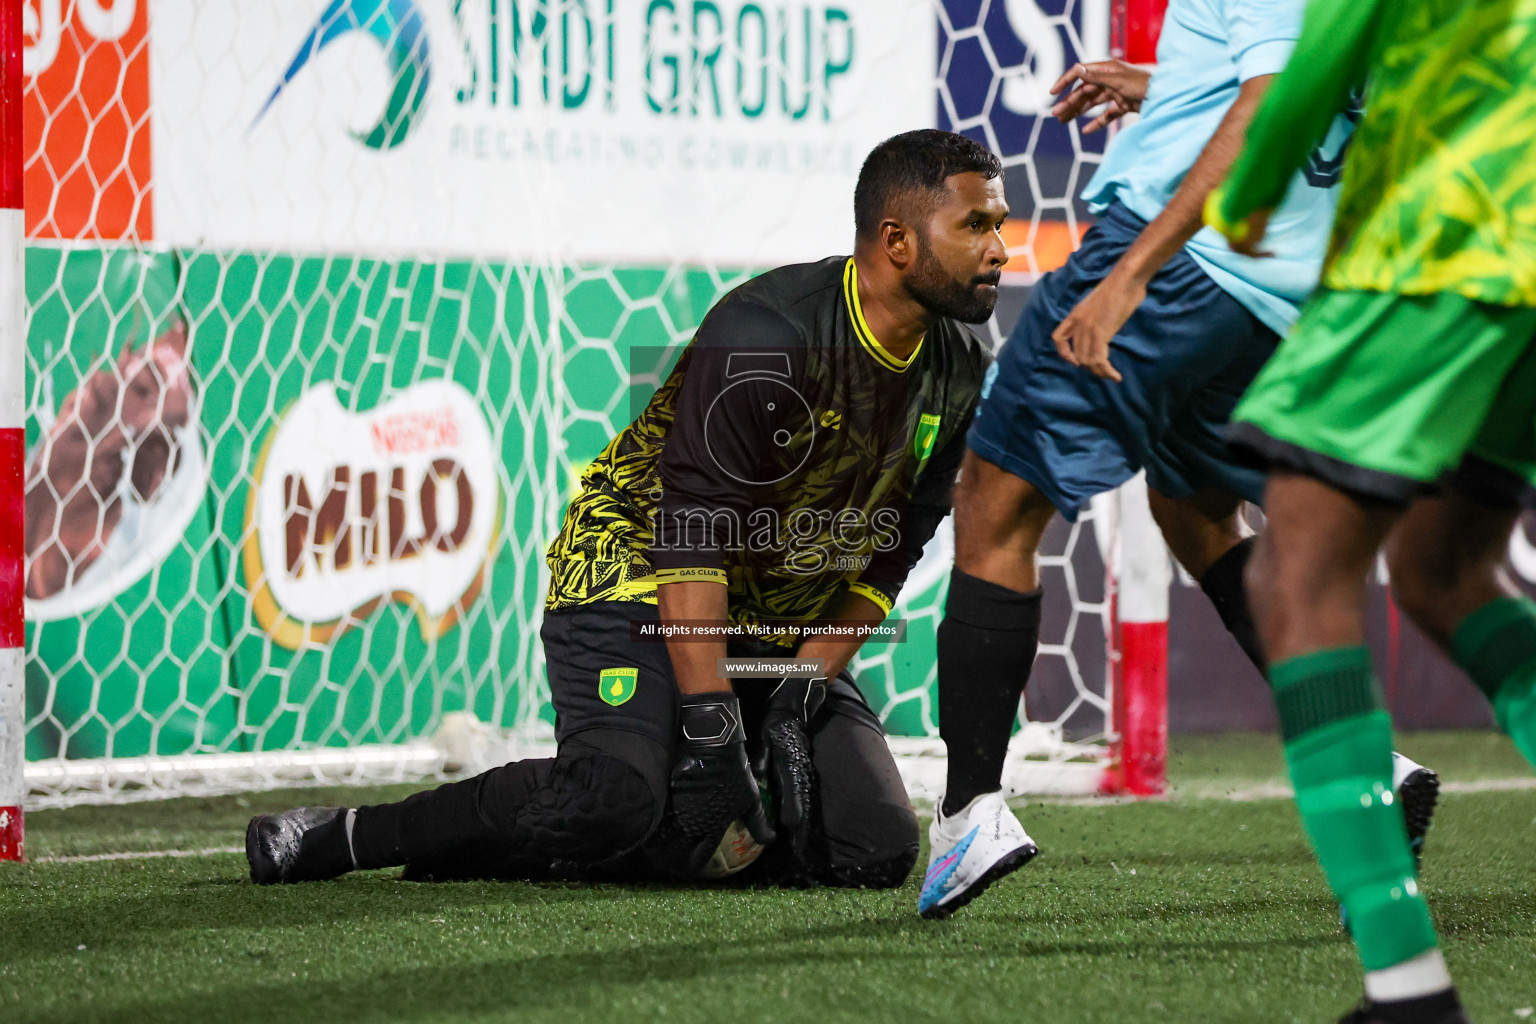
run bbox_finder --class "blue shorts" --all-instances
[969,203,1280,520]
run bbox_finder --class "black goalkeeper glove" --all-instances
[660,691,776,879]
[752,675,827,871]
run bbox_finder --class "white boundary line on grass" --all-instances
[37,846,244,864]
[25,777,1536,864]
[1179,776,1536,803]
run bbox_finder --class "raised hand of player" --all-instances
[1204,188,1276,259]
[658,691,776,879]
[1224,209,1275,258]
[753,675,828,873]
[1051,271,1146,382]
[1050,60,1151,134]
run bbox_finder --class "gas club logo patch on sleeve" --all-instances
[242,379,501,649]
[599,668,639,707]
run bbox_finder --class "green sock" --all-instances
[1271,646,1439,971]
[1450,596,1536,769]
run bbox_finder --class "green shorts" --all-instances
[1231,289,1536,505]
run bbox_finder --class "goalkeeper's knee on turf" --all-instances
[1272,646,1440,972]
[1451,596,1536,770]
[517,751,662,864]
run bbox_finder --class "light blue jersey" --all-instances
[1081,0,1356,334]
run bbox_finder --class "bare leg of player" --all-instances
[1154,486,1440,879]
[1248,473,1465,1021]
[1148,486,1251,579]
[1150,486,1266,666]
[1387,488,1536,768]
[920,450,1052,919]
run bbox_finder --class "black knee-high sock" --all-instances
[1198,536,1266,673]
[938,568,1042,817]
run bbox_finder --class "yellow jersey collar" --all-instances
[843,258,924,373]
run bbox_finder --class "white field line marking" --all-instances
[1177,776,1536,804]
[34,846,243,864]
[23,777,1536,863]
[1441,777,1536,793]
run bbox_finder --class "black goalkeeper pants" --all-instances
[348,602,919,887]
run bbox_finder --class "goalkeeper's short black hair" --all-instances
[853,130,1003,240]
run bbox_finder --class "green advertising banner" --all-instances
[24,248,230,759]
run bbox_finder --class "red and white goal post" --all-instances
[2,4,25,862]
[1107,0,1172,798]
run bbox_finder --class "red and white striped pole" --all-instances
[1100,0,1171,799]
[0,0,25,862]
[1105,474,1170,796]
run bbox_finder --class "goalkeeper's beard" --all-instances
[905,234,1000,325]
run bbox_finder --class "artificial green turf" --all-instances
[3,733,1533,1024]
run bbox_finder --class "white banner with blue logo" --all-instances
[151,0,938,265]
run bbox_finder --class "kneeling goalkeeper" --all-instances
[245,128,1007,888]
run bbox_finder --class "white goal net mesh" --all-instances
[19,0,1127,807]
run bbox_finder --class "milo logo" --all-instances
[243,380,501,648]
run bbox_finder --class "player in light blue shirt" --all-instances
[1081,0,1356,336]
[919,0,1439,925]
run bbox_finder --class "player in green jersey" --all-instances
[1207,1,1536,1022]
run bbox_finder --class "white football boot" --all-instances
[919,791,1039,919]
[1392,751,1440,872]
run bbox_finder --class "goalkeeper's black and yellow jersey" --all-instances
[545,255,991,647]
